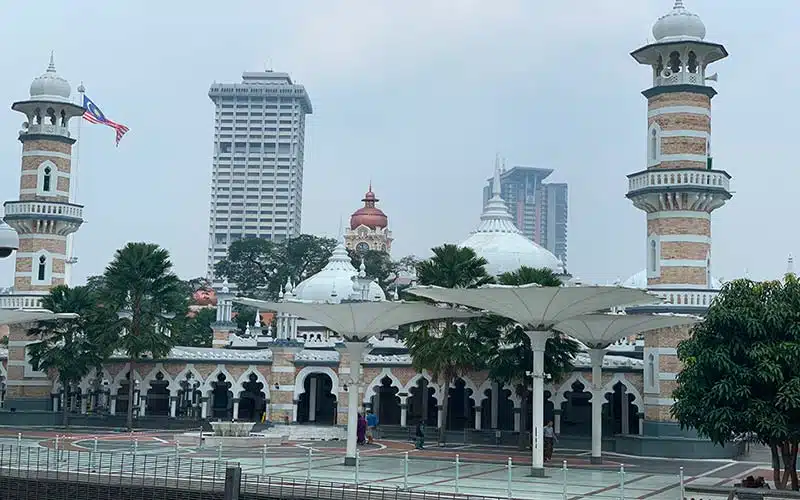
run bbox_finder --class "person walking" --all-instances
[415,421,425,450]
[366,410,379,444]
[543,421,558,462]
[357,413,367,445]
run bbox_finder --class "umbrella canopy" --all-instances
[407,284,659,330]
[0,309,78,326]
[552,312,701,349]
[234,298,480,340]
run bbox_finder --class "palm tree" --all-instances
[101,242,187,430]
[404,244,491,444]
[27,285,114,427]
[482,266,579,448]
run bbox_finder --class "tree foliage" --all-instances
[671,276,800,490]
[172,307,216,348]
[27,285,116,426]
[348,249,395,292]
[100,242,188,430]
[214,235,337,298]
[415,244,493,289]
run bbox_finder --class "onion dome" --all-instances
[350,183,388,230]
[292,241,386,303]
[460,159,563,276]
[622,269,722,290]
[29,53,72,103]
[652,0,706,43]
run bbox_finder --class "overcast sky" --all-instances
[0,0,794,287]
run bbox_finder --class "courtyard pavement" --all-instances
[0,427,771,499]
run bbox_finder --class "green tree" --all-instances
[348,249,395,291]
[671,277,800,490]
[172,307,216,348]
[101,242,188,430]
[215,235,337,298]
[27,285,115,427]
[404,244,491,443]
[478,266,578,448]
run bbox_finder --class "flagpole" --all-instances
[65,83,85,286]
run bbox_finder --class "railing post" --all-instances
[507,457,513,499]
[224,465,241,500]
[455,454,460,494]
[133,438,138,455]
[679,466,685,500]
[261,444,267,475]
[403,451,409,489]
[218,442,222,461]
[619,464,625,500]
[93,437,98,453]
[306,448,312,480]
[355,449,360,485]
[562,460,568,500]
[17,432,21,447]
[176,440,180,461]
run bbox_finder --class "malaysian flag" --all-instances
[82,95,129,146]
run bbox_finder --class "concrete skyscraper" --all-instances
[483,165,568,268]
[206,71,312,282]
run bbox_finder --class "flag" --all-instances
[82,95,129,146]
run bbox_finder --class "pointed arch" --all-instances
[110,363,141,394]
[403,370,442,403]
[168,365,205,394]
[552,372,592,408]
[200,365,235,394]
[235,366,270,399]
[140,363,174,388]
[363,368,402,403]
[475,379,494,405]
[602,373,643,410]
[294,366,339,400]
[37,160,58,197]
[648,122,661,165]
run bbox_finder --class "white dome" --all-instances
[292,242,386,303]
[652,0,706,42]
[622,269,722,290]
[29,54,71,103]
[0,222,19,259]
[460,163,563,277]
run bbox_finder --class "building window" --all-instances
[646,353,656,391]
[42,166,52,192]
[649,240,657,272]
[648,124,661,165]
[37,255,47,281]
[647,236,660,278]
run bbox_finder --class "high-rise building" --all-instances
[482,166,568,268]
[206,71,312,282]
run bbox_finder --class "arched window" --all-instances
[37,255,47,281]
[649,240,658,273]
[42,166,52,192]
[34,108,42,125]
[46,108,56,125]
[687,51,698,73]
[647,354,656,389]
[650,129,658,161]
[60,109,67,127]
[668,51,681,73]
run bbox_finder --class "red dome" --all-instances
[350,185,388,230]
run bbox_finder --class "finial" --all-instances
[285,277,293,294]
[788,253,795,275]
[392,285,399,301]
[266,323,273,337]
[279,285,285,299]
[245,322,251,337]
[673,0,685,9]
[47,51,56,72]
[77,81,85,94]
[368,180,372,193]
[254,311,261,327]
[492,158,502,197]
[359,258,366,278]
[330,281,338,297]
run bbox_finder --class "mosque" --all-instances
[0,1,742,458]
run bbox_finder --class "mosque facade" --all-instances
[0,1,740,458]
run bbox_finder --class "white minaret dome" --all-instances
[652,0,706,43]
[29,53,72,103]
[459,158,563,276]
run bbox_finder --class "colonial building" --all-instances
[344,185,393,254]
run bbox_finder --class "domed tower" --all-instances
[626,2,731,438]
[344,184,393,254]
[1,55,85,410]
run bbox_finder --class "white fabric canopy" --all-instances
[406,284,659,329]
[552,313,701,348]
[234,298,479,339]
[0,309,77,326]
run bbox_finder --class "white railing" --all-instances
[3,200,83,219]
[651,289,718,308]
[23,123,71,137]
[654,70,703,87]
[628,168,730,193]
[608,337,644,351]
[0,294,44,309]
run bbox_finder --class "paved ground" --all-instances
[0,427,773,499]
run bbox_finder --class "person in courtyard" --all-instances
[543,420,558,462]
[357,413,367,445]
[366,410,379,444]
[415,421,425,449]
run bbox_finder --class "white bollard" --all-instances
[133,438,138,455]
[93,437,98,453]
[261,444,267,475]
[17,432,21,447]
[355,449,360,485]
[306,448,312,480]
[54,435,59,452]
[507,457,513,499]
[619,464,625,500]
[562,460,568,500]
[679,466,685,500]
[455,454,460,493]
[403,451,409,489]
[217,442,222,461]
[175,441,180,460]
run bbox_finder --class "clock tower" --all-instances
[344,184,393,255]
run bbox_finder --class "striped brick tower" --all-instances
[1,55,85,411]
[626,1,731,433]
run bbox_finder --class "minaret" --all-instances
[627,2,731,436]
[627,1,731,296]
[1,55,86,410]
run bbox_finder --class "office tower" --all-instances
[206,71,312,282]
[483,166,569,268]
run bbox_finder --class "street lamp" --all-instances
[234,297,479,466]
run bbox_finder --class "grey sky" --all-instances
[0,1,792,287]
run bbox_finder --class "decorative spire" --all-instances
[673,0,685,9]
[47,51,56,73]
[359,258,366,278]
[254,311,261,328]
[392,285,399,301]
[245,322,251,337]
[788,254,795,275]
[472,156,521,235]
[492,156,502,197]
